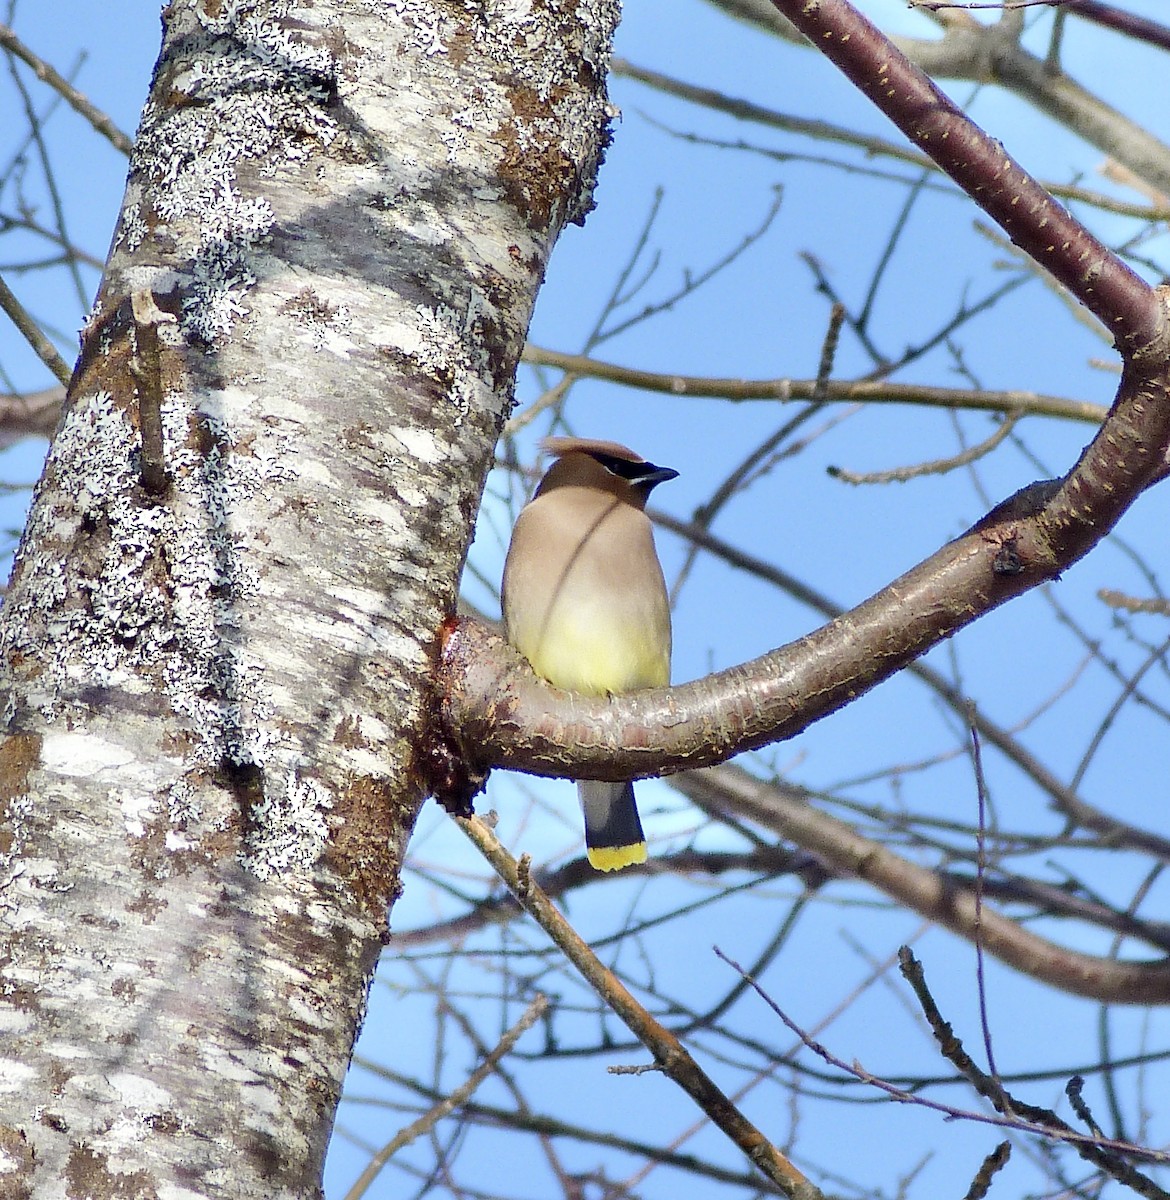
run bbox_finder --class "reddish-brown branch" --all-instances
[438,1,1170,793]
[768,0,1158,353]
[441,362,1170,786]
[1061,0,1170,53]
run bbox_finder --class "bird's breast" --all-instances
[519,603,670,695]
[502,490,672,695]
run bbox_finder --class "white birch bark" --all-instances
[0,0,618,1194]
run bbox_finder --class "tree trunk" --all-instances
[0,1,617,1194]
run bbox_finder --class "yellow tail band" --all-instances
[587,842,648,872]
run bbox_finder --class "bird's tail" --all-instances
[578,780,647,872]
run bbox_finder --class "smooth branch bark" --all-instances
[442,0,1170,787]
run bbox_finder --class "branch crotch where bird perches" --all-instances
[436,286,1170,794]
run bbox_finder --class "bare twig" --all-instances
[1041,2,1170,53]
[1066,1075,1105,1139]
[521,344,1107,424]
[0,384,62,446]
[612,56,1170,219]
[967,716,1004,1100]
[456,814,823,1200]
[347,1060,791,1194]
[828,412,1020,485]
[678,762,1170,1003]
[5,40,88,309]
[1098,590,1170,617]
[715,943,1170,1189]
[0,271,71,385]
[597,186,784,345]
[342,994,548,1200]
[899,948,1170,1197]
[0,22,134,156]
[963,1141,1011,1200]
[812,303,845,401]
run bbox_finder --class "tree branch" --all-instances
[0,385,63,447]
[0,271,72,386]
[698,0,1170,198]
[440,377,1170,783]
[685,763,1170,1005]
[1049,1,1170,55]
[522,343,1108,423]
[613,55,1170,220]
[457,815,823,1200]
[0,21,134,156]
[438,2,1170,804]
[767,0,1157,349]
[342,995,548,1200]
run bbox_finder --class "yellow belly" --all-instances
[517,608,669,695]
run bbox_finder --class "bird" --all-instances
[501,436,678,871]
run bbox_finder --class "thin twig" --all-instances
[899,947,1170,1197]
[1067,1075,1105,1139]
[828,411,1020,485]
[507,189,665,435]
[0,22,134,156]
[6,41,89,308]
[718,943,1170,1186]
[0,384,62,446]
[597,186,784,345]
[0,271,71,385]
[342,994,548,1200]
[456,814,823,1200]
[521,344,1106,424]
[612,57,1170,220]
[963,1142,1011,1200]
[812,304,845,401]
[1098,590,1170,616]
[347,1059,791,1194]
[967,712,1004,1102]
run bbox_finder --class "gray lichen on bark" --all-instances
[0,0,620,1193]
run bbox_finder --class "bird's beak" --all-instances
[640,464,679,487]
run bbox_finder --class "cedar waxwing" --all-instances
[501,437,678,871]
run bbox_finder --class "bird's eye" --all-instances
[591,453,647,481]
